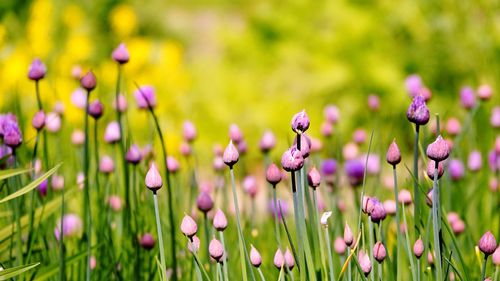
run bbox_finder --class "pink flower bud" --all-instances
[383,200,396,215]
[213,209,227,231]
[368,95,380,111]
[180,142,191,157]
[213,156,224,172]
[344,222,353,247]
[353,129,367,144]
[54,214,82,240]
[479,231,497,256]
[451,220,465,235]
[446,118,461,136]
[358,250,372,276]
[70,130,85,146]
[460,87,476,110]
[468,150,482,172]
[259,130,276,153]
[448,159,464,181]
[145,163,163,192]
[28,58,46,81]
[188,235,200,253]
[284,248,295,270]
[104,121,121,144]
[229,124,243,143]
[386,140,401,166]
[281,147,304,172]
[478,84,492,101]
[88,100,104,120]
[373,241,386,263]
[413,238,424,258]
[250,245,262,267]
[108,195,122,211]
[139,233,155,250]
[45,112,61,133]
[320,121,333,137]
[80,71,97,91]
[99,155,115,174]
[370,200,387,223]
[407,95,430,125]
[342,142,359,160]
[71,65,82,80]
[112,43,130,64]
[223,140,239,167]
[183,121,197,142]
[398,189,412,205]
[426,160,444,180]
[243,176,258,198]
[405,74,423,97]
[51,174,64,191]
[291,110,310,134]
[324,105,340,124]
[426,135,450,162]
[266,163,282,185]
[113,94,128,113]
[307,167,321,189]
[126,144,142,165]
[32,110,45,130]
[492,247,500,265]
[273,249,284,269]
[209,238,224,262]
[491,107,500,128]
[180,215,197,237]
[334,236,346,254]
[166,156,180,173]
[134,85,156,109]
[196,192,213,213]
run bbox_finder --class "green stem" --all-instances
[313,189,327,277]
[60,184,66,280]
[392,166,401,281]
[257,268,266,281]
[272,186,281,247]
[417,259,420,281]
[324,227,334,281]
[219,232,229,281]
[84,90,92,281]
[153,192,167,280]
[413,125,420,233]
[368,220,375,281]
[230,167,249,281]
[431,161,443,281]
[482,256,488,281]
[494,265,498,281]
[401,204,417,281]
[290,172,304,279]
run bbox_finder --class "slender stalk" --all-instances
[272,186,281,247]
[378,263,382,281]
[324,227,334,281]
[431,161,443,281]
[392,166,401,280]
[417,259,420,281]
[367,220,375,281]
[257,268,266,281]
[59,183,66,281]
[229,167,249,281]
[482,256,488,281]
[290,172,305,279]
[219,232,229,281]
[347,247,352,281]
[494,265,498,281]
[413,124,420,232]
[153,192,167,280]
[83,90,92,281]
[312,189,327,277]
[401,204,417,280]
[26,132,40,262]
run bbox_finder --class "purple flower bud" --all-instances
[166,156,180,173]
[209,238,224,262]
[383,200,396,215]
[321,159,337,176]
[368,95,380,111]
[223,140,239,168]
[134,85,156,109]
[104,121,121,144]
[373,241,386,263]
[88,100,104,119]
[112,43,130,64]
[237,140,248,155]
[2,119,22,148]
[273,249,284,269]
[213,156,224,172]
[353,129,367,144]
[479,231,497,256]
[126,144,142,164]
[38,179,48,197]
[250,245,262,267]
[365,154,380,175]
[45,112,61,133]
[386,140,401,166]
[284,248,295,270]
[398,189,412,205]
[291,110,310,134]
[460,87,476,110]
[196,192,213,213]
[187,235,200,253]
[182,121,197,142]
[426,135,450,162]
[293,133,311,158]
[405,74,423,97]
[407,95,430,125]
[426,160,444,180]
[139,233,155,250]
[413,238,424,258]
[180,142,191,157]
[243,176,258,198]
[468,150,482,172]
[345,159,365,186]
[80,71,97,91]
[307,167,321,189]
[28,58,46,81]
[451,220,465,235]
[344,222,353,247]
[320,121,333,137]
[492,247,500,265]
[478,84,492,101]
[448,159,464,181]
[229,124,243,143]
[266,163,282,185]
[99,155,115,174]
[491,107,500,128]
[370,200,386,223]
[113,94,128,113]
[324,105,340,124]
[32,110,46,131]
[213,209,227,231]
[334,237,346,254]
[446,118,461,136]
[281,147,304,172]
[259,130,276,153]
[180,215,197,237]
[54,214,83,241]
[108,195,122,211]
[358,250,372,276]
[145,163,163,192]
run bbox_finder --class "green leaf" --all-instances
[0,262,40,280]
[0,168,30,181]
[0,163,62,204]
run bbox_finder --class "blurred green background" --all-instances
[0,0,499,163]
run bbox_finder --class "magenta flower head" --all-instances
[88,100,104,120]
[291,110,310,134]
[38,179,48,197]
[139,233,155,250]
[266,163,282,185]
[196,192,214,213]
[426,135,450,162]
[321,159,337,176]
[373,241,386,263]
[273,249,284,269]
[284,248,295,270]
[126,144,142,165]
[99,155,115,174]
[112,43,130,64]
[358,250,372,276]
[413,238,424,259]
[426,160,444,180]
[182,121,197,143]
[478,84,492,101]
[209,238,224,263]
[80,71,97,91]
[54,214,83,241]
[250,245,262,267]
[324,105,340,124]
[448,159,464,181]
[467,150,482,172]
[145,163,163,192]
[32,110,46,131]
[368,94,380,111]
[213,209,227,231]
[166,156,180,173]
[370,200,387,223]
[281,147,304,172]
[460,87,476,110]
[2,119,22,148]
[479,231,497,256]
[104,121,121,144]
[307,167,321,189]
[386,139,401,166]
[134,85,156,109]
[345,159,365,186]
[223,140,239,168]
[405,74,423,97]
[259,130,276,153]
[344,222,354,247]
[407,95,430,125]
[181,215,197,238]
[28,58,46,81]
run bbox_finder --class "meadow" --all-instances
[0,0,500,280]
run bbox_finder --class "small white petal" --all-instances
[321,211,333,226]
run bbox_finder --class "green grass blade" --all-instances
[0,262,40,280]
[0,168,30,181]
